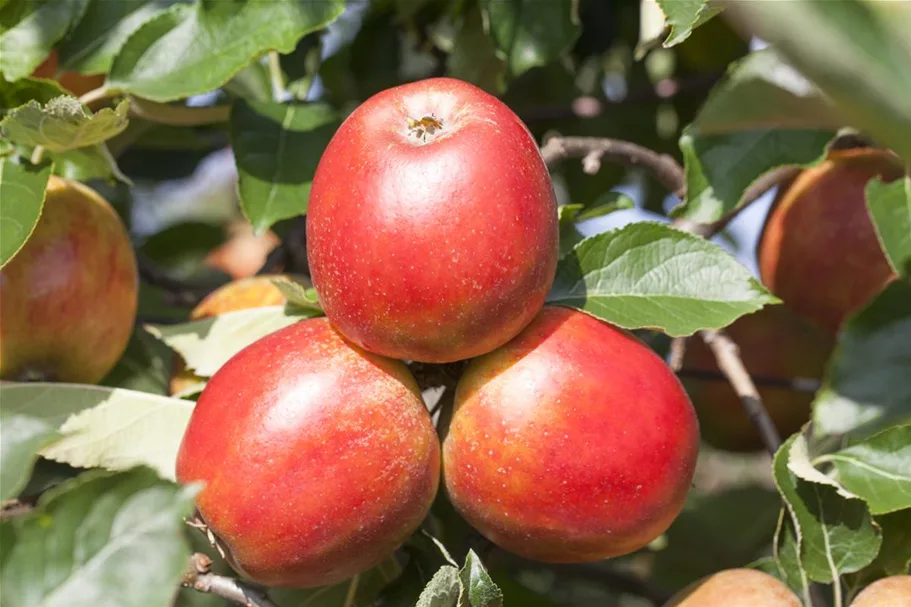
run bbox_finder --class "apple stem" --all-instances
[699,329,783,454]
[182,552,280,607]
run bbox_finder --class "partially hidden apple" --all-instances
[681,305,833,451]
[663,569,801,606]
[31,49,106,98]
[175,317,440,588]
[0,176,138,384]
[168,274,299,395]
[307,77,558,363]
[758,147,903,334]
[443,306,699,562]
[850,575,911,607]
[203,219,281,280]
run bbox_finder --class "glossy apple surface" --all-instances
[307,77,558,363]
[681,305,833,451]
[168,274,297,395]
[663,569,801,607]
[758,148,903,333]
[0,176,137,383]
[175,317,440,588]
[443,306,699,562]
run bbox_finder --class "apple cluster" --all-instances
[174,78,700,588]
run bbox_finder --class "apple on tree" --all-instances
[443,306,700,562]
[758,147,903,334]
[307,77,559,364]
[175,317,440,588]
[0,176,138,384]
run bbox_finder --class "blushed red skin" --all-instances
[0,176,138,383]
[681,305,833,452]
[443,307,699,563]
[175,317,440,588]
[307,77,558,363]
[758,148,903,334]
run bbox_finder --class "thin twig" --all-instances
[128,97,231,126]
[675,165,800,238]
[268,51,288,101]
[668,337,688,373]
[78,87,111,108]
[182,553,279,607]
[699,329,783,454]
[540,135,686,198]
[676,368,820,393]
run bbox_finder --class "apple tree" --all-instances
[1,1,909,606]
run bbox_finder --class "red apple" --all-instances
[175,317,440,588]
[758,148,903,333]
[0,176,138,384]
[168,274,298,395]
[663,569,801,607]
[307,77,558,363]
[681,305,833,452]
[442,306,699,562]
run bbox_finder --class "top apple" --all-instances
[307,78,558,363]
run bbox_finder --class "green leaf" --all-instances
[723,0,911,162]
[51,143,129,183]
[0,97,130,153]
[557,193,635,257]
[866,176,911,276]
[57,0,181,75]
[0,468,196,607]
[268,276,322,313]
[653,486,781,590]
[822,426,911,515]
[145,305,319,377]
[547,222,778,337]
[270,558,403,607]
[106,0,345,102]
[749,510,811,604]
[674,50,839,222]
[656,0,722,47]
[0,0,89,81]
[100,326,174,395]
[0,77,69,110]
[773,434,882,583]
[230,100,339,233]
[0,409,58,501]
[870,509,911,577]
[458,551,503,607]
[0,156,50,268]
[0,382,110,499]
[416,566,460,607]
[0,382,194,481]
[813,279,911,440]
[447,6,506,95]
[480,0,580,77]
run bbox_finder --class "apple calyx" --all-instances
[406,114,444,142]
